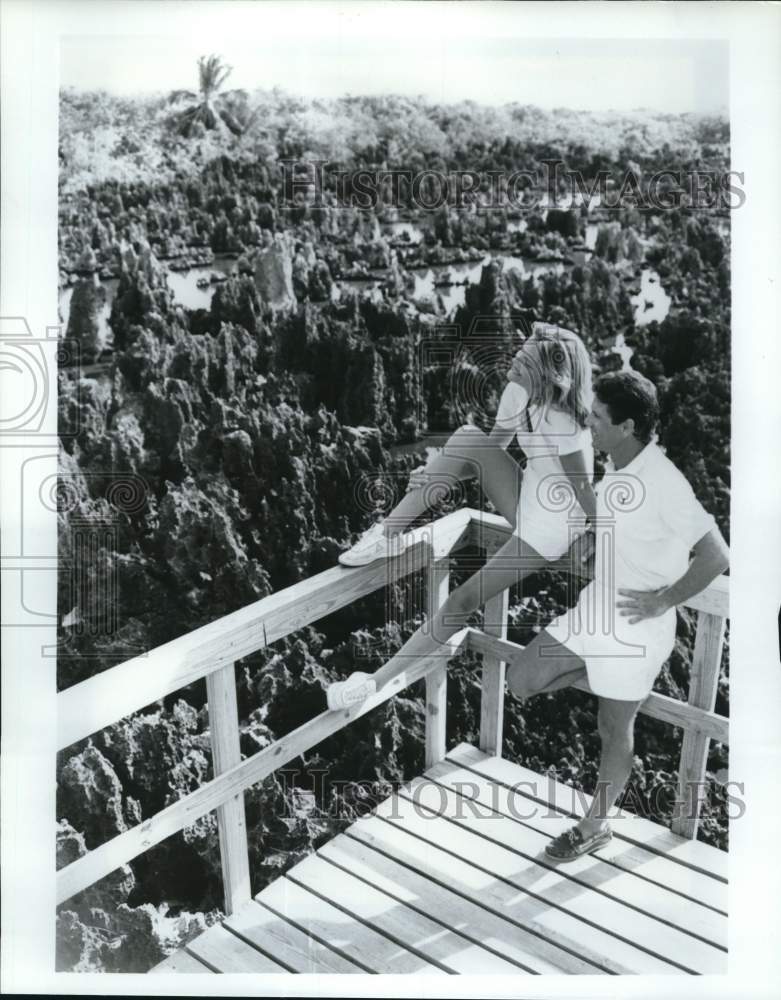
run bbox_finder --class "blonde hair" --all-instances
[518,322,593,428]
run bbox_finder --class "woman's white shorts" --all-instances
[544,581,677,701]
[514,494,587,562]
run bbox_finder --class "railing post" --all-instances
[479,584,509,758]
[206,662,252,913]
[425,556,450,768]
[671,611,727,839]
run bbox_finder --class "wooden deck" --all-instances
[152,742,728,976]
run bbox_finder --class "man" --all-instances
[506,369,729,861]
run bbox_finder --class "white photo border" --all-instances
[2,1,780,996]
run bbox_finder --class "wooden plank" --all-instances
[257,875,447,974]
[672,613,727,839]
[480,588,509,757]
[466,629,729,745]
[320,831,601,974]
[184,923,288,973]
[425,557,450,768]
[393,779,726,973]
[55,630,470,905]
[425,665,448,770]
[289,851,526,975]
[150,949,213,973]
[349,812,675,974]
[424,758,727,949]
[225,899,363,973]
[57,509,473,750]
[444,744,726,914]
[683,577,729,619]
[206,662,251,914]
[467,511,513,554]
[448,743,729,883]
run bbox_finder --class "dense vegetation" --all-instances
[56,84,730,971]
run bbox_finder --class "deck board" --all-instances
[347,814,627,972]
[259,875,446,975]
[225,898,364,973]
[184,923,289,973]
[151,949,214,973]
[153,743,728,975]
[288,851,526,975]
[319,832,596,973]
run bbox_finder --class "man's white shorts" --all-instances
[543,581,677,701]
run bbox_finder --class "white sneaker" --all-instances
[327,672,377,710]
[338,521,411,567]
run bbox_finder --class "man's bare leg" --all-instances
[507,632,644,841]
[578,697,643,838]
[505,629,589,701]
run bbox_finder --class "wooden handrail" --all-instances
[56,508,731,904]
[57,509,473,751]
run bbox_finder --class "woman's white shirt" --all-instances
[494,381,593,557]
[495,380,593,469]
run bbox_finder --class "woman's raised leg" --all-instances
[383,424,523,538]
[328,533,549,709]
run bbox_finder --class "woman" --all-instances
[329,322,597,709]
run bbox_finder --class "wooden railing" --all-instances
[56,508,728,914]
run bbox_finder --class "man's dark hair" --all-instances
[594,370,659,444]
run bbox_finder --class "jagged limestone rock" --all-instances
[253,233,295,308]
[66,277,107,363]
[58,744,142,847]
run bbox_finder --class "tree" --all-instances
[169,55,253,138]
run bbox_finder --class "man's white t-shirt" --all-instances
[545,439,718,699]
[594,441,717,596]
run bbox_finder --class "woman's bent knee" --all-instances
[450,424,486,448]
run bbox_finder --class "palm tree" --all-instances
[169,55,252,137]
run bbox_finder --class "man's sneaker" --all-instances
[327,672,377,711]
[338,521,411,567]
[545,823,612,862]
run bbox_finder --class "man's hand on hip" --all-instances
[616,587,671,624]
